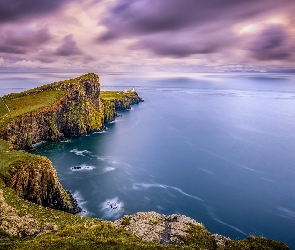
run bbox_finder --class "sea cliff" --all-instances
[0,73,143,214]
[0,74,103,150]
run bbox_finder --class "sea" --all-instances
[1,72,295,248]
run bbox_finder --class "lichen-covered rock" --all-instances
[212,234,231,247]
[114,212,204,245]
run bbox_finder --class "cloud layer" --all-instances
[0,0,294,71]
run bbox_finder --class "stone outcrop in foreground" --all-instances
[114,212,230,247]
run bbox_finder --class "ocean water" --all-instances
[1,72,295,248]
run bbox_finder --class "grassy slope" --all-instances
[100,90,139,101]
[100,91,125,100]
[0,90,66,129]
[0,98,8,117]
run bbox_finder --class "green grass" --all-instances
[0,187,172,250]
[0,90,66,129]
[0,98,9,117]
[100,90,139,102]
[100,91,126,101]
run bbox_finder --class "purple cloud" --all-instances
[98,0,294,59]
[0,0,72,23]
[249,25,293,61]
[55,35,83,57]
[0,28,52,54]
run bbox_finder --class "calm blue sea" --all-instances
[1,72,295,248]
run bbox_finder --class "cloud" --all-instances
[55,34,83,56]
[0,0,72,23]
[98,0,295,60]
[0,28,52,54]
[0,0,294,71]
[248,25,293,61]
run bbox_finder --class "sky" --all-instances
[0,0,295,72]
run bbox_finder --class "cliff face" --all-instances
[0,139,81,214]
[7,158,81,214]
[1,74,104,150]
[101,89,144,123]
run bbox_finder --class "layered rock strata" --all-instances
[0,74,103,150]
[7,157,81,214]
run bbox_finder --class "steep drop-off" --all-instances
[0,74,103,150]
[0,139,81,214]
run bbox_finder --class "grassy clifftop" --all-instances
[0,90,66,129]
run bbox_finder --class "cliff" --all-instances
[0,139,81,214]
[0,73,103,150]
[0,73,143,214]
[0,74,143,150]
[101,89,144,122]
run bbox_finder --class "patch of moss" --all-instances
[180,224,214,249]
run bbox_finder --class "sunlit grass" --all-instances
[0,90,66,129]
[100,91,126,100]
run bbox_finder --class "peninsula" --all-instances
[0,74,290,249]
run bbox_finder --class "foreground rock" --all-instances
[114,212,224,246]
[114,212,290,249]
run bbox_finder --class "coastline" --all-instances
[0,73,290,249]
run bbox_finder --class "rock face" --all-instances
[1,74,104,150]
[102,89,144,123]
[114,212,204,245]
[6,157,81,214]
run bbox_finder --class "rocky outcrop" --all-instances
[0,75,143,150]
[114,212,205,245]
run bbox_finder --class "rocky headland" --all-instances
[0,74,290,249]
